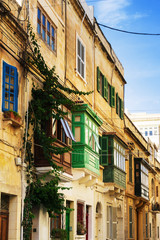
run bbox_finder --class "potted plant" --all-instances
[51,228,67,240]
[4,110,21,123]
[77,222,86,235]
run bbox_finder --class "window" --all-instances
[77,202,85,235]
[116,92,123,119]
[77,35,85,79]
[158,226,159,239]
[145,213,148,238]
[156,186,158,197]
[150,223,151,238]
[129,152,132,183]
[37,7,56,52]
[52,108,75,145]
[106,206,117,239]
[129,206,133,238]
[50,214,61,237]
[53,118,75,145]
[97,67,115,107]
[149,131,153,136]
[85,120,100,153]
[145,131,148,136]
[2,62,18,112]
[100,136,125,171]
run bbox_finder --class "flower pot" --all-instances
[4,111,22,127]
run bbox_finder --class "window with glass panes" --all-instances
[2,62,18,112]
[129,152,132,183]
[85,116,100,153]
[100,136,125,171]
[129,206,133,238]
[77,35,85,79]
[114,140,125,171]
[37,7,56,52]
[106,206,117,240]
[145,213,148,238]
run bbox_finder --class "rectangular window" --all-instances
[129,206,133,238]
[2,62,18,112]
[47,21,50,45]
[156,186,158,197]
[37,7,56,52]
[52,112,74,145]
[42,14,46,40]
[50,214,61,237]
[150,223,151,238]
[116,92,123,119]
[75,127,81,142]
[129,152,132,183]
[146,213,148,238]
[37,8,41,34]
[77,202,84,235]
[107,206,117,239]
[77,36,85,80]
[158,226,159,238]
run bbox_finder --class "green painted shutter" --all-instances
[111,86,115,107]
[97,67,100,92]
[116,93,119,114]
[108,137,113,165]
[103,76,107,100]
[106,78,108,101]
[99,136,102,164]
[120,99,124,119]
[101,136,108,166]
[102,74,105,97]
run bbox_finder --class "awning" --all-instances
[60,118,76,142]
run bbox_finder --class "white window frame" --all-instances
[76,34,86,82]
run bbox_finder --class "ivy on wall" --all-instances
[22,24,91,239]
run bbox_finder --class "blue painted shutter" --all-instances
[2,62,18,112]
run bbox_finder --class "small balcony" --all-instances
[34,139,72,175]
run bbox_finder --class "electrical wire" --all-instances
[97,22,160,36]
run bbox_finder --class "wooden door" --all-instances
[0,213,9,240]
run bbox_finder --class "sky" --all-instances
[86,0,160,114]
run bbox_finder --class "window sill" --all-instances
[127,181,134,186]
[75,69,87,85]
[3,115,22,128]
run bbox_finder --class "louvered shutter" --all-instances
[97,67,100,92]
[116,93,119,114]
[103,76,107,100]
[120,99,124,119]
[106,206,110,239]
[111,86,115,107]
[101,136,108,166]
[112,207,117,239]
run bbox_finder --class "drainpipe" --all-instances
[20,1,29,240]
[64,0,67,83]
[92,24,95,110]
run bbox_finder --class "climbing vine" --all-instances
[22,24,91,239]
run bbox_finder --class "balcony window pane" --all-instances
[75,127,81,142]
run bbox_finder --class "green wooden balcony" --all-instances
[72,104,102,175]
